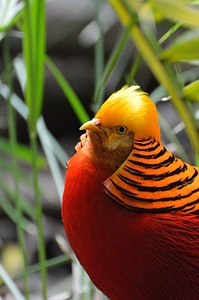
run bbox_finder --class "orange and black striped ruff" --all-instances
[104,138,199,213]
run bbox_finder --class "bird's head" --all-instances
[79,85,160,170]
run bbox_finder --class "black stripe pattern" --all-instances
[104,138,199,213]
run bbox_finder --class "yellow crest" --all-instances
[95,86,161,140]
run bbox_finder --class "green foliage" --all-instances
[162,30,199,61]
[0,0,24,33]
[107,0,199,155]
[183,80,199,102]
[149,0,199,27]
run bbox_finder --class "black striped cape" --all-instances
[104,138,199,213]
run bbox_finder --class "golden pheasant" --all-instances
[62,86,199,299]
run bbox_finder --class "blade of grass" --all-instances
[31,0,45,122]
[195,151,199,167]
[0,263,25,300]
[158,112,191,163]
[126,54,142,85]
[21,255,71,277]
[93,22,133,105]
[41,128,68,167]
[23,0,45,133]
[0,192,36,233]
[159,22,182,44]
[162,37,199,62]
[0,174,36,219]
[94,0,104,105]
[0,136,46,167]
[13,254,71,296]
[183,80,199,102]
[23,0,47,298]
[37,117,66,202]
[45,55,90,124]
[149,0,199,28]
[0,80,29,119]
[0,0,24,32]
[29,133,47,299]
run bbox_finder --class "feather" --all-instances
[104,138,199,213]
[95,86,160,140]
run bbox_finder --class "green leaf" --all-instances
[0,175,36,219]
[162,30,199,62]
[93,24,132,107]
[0,0,24,32]
[23,0,45,135]
[0,137,46,167]
[183,80,199,102]
[45,55,90,124]
[0,263,25,300]
[159,23,182,44]
[0,192,35,232]
[149,0,199,28]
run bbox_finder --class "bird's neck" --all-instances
[104,137,199,213]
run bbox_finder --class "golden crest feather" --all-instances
[95,85,161,140]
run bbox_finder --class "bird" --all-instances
[62,85,199,300]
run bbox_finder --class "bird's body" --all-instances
[62,86,199,299]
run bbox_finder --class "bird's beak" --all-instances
[80,118,102,132]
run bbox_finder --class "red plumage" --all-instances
[62,86,199,299]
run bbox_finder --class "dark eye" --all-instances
[117,126,127,134]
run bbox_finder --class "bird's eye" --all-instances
[117,126,127,134]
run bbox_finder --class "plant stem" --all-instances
[30,132,47,300]
[94,0,104,105]
[23,1,47,295]
[93,22,131,105]
[45,55,89,123]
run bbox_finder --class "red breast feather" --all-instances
[62,151,199,299]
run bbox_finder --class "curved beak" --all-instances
[80,118,102,132]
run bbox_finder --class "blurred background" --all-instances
[0,0,199,299]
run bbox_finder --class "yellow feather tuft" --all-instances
[95,85,161,141]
